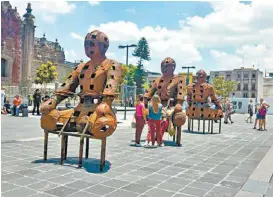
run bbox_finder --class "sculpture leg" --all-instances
[100,138,106,172]
[43,131,48,161]
[85,138,89,159]
[211,120,214,134]
[208,120,210,133]
[191,119,194,132]
[60,135,65,165]
[173,134,175,142]
[188,118,190,131]
[198,120,200,131]
[78,137,84,168]
[176,126,182,146]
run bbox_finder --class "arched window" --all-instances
[1,58,6,77]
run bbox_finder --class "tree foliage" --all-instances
[211,76,237,98]
[121,64,137,85]
[132,37,151,90]
[34,61,58,93]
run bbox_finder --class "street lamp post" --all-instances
[118,44,137,120]
[182,66,196,85]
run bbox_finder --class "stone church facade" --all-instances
[1,1,76,90]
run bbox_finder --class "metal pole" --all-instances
[124,45,129,120]
[186,67,190,85]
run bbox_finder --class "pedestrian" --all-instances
[129,97,133,107]
[32,89,41,115]
[2,100,11,114]
[258,101,270,131]
[1,87,6,110]
[246,99,254,123]
[224,98,234,124]
[144,95,165,147]
[253,98,264,129]
[12,95,21,116]
[27,93,32,106]
[134,94,146,147]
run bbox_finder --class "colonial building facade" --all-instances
[1,1,75,89]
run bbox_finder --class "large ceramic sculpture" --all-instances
[40,30,122,139]
[144,57,187,144]
[186,69,223,120]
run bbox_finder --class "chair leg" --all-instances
[208,120,210,133]
[211,120,214,134]
[64,136,68,160]
[188,118,190,131]
[60,135,65,165]
[85,138,89,159]
[78,137,84,168]
[203,120,205,134]
[176,126,182,146]
[219,119,222,133]
[100,138,106,172]
[44,131,48,161]
[173,134,175,142]
[191,119,194,132]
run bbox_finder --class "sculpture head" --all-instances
[84,30,109,59]
[196,69,207,84]
[161,57,176,76]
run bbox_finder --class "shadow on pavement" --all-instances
[32,157,111,173]
[182,129,219,135]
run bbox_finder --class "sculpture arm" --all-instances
[186,85,193,106]
[144,78,158,105]
[102,60,122,106]
[40,63,84,114]
[209,86,222,110]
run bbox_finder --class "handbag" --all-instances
[131,113,136,128]
[167,119,175,136]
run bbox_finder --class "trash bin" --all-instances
[22,108,28,117]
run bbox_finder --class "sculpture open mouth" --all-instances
[101,125,109,132]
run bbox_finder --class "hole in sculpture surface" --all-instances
[158,86,162,89]
[166,61,169,63]
[87,112,92,116]
[80,73,84,78]
[74,66,78,70]
[160,79,164,83]
[201,108,203,111]
[180,86,183,89]
[179,93,182,95]
[68,75,72,79]
[101,126,109,132]
[91,35,96,39]
[201,114,204,118]
[111,75,114,79]
[180,80,183,83]
[49,102,52,105]
[208,114,211,117]
[80,98,84,103]
[193,90,196,93]
[145,90,148,93]
[90,85,94,90]
[83,65,89,70]
[112,66,116,70]
[201,102,203,105]
[104,37,108,42]
[169,80,172,83]
[91,73,96,78]
[192,114,194,116]
[80,85,83,90]
[193,107,196,111]
[61,83,66,87]
[74,111,80,117]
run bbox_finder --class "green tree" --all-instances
[211,76,237,98]
[132,37,151,91]
[34,61,58,94]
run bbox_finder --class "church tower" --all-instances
[21,3,35,88]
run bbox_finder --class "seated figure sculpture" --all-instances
[144,57,187,145]
[40,30,122,139]
[186,69,223,120]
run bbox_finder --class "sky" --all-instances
[10,0,273,74]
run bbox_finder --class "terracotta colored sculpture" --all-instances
[40,30,122,139]
[186,69,223,120]
[144,57,187,145]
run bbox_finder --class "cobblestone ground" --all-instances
[1,114,273,197]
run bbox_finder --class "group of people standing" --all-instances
[134,94,175,148]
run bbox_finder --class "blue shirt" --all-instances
[148,104,162,120]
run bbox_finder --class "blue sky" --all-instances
[12,1,273,74]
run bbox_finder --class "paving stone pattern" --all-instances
[1,114,273,197]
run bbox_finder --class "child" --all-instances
[144,95,165,147]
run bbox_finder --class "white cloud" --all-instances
[70,32,84,41]
[211,44,273,71]
[126,8,136,14]
[89,21,202,70]
[88,1,100,6]
[106,52,116,59]
[10,0,75,23]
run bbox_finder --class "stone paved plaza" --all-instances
[1,114,273,197]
